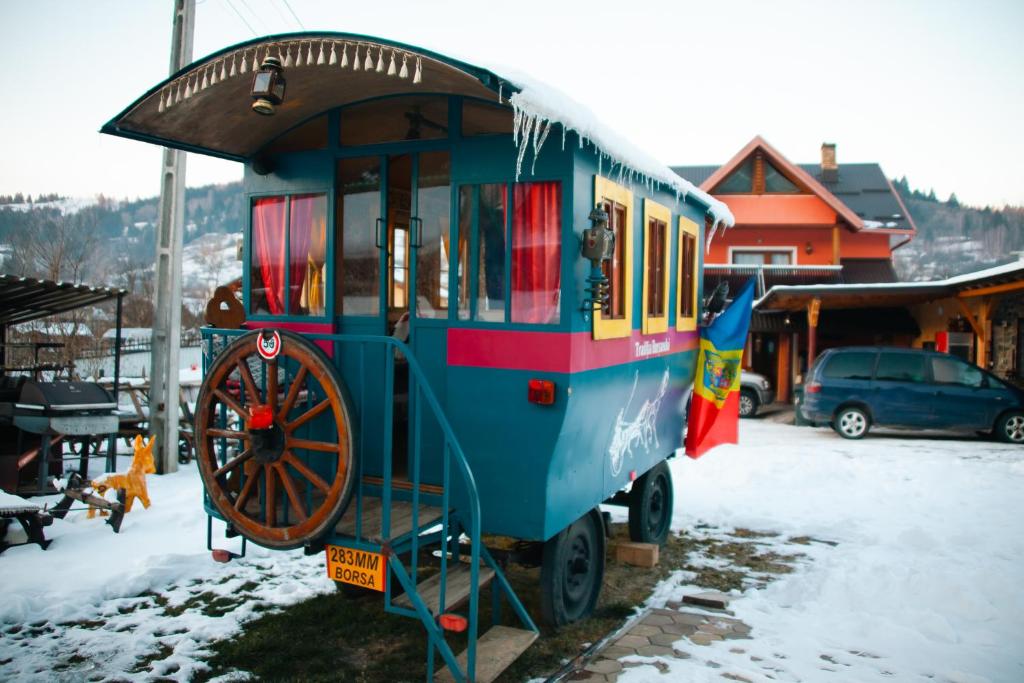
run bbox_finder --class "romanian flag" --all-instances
[685,278,756,458]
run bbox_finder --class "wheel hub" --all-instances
[250,422,286,464]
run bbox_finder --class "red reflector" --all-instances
[249,404,273,429]
[528,379,556,405]
[805,383,821,394]
[629,470,637,481]
[212,549,233,563]
[438,613,468,632]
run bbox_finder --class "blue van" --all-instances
[802,346,1024,442]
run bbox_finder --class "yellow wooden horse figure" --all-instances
[88,435,156,518]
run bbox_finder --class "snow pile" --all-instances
[1,196,103,215]
[616,422,1024,683]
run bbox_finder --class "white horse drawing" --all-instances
[608,369,669,477]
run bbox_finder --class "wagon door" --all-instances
[335,152,451,484]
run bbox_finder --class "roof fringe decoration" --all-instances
[363,46,374,70]
[328,41,337,65]
[399,54,408,78]
[413,56,422,84]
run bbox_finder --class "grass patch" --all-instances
[197,522,768,682]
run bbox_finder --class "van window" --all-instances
[932,356,985,387]
[876,353,927,382]
[822,351,875,380]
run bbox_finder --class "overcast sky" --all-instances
[1,0,1021,208]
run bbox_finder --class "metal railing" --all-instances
[201,328,536,682]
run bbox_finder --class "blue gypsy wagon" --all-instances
[103,32,733,681]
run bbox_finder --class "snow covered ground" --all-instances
[613,422,1024,683]
[1,422,1022,682]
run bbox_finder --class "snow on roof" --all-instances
[101,327,152,340]
[755,259,1024,306]
[496,68,735,231]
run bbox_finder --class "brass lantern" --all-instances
[251,56,286,115]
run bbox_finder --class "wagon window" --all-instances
[337,156,382,316]
[676,217,698,332]
[593,176,633,340]
[340,96,449,146]
[476,184,508,322]
[250,194,327,317]
[642,199,670,334]
[512,182,561,324]
[415,151,451,319]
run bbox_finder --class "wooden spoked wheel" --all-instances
[195,330,355,549]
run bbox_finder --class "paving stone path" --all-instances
[566,602,752,682]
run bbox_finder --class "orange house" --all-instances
[673,136,917,402]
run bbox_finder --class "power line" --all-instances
[281,0,305,30]
[224,0,258,36]
[236,0,270,34]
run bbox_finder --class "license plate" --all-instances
[326,545,386,592]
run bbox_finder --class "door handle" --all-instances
[409,217,423,249]
[375,217,385,250]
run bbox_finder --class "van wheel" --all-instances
[995,411,1024,444]
[738,389,759,418]
[628,461,673,546]
[541,508,605,626]
[834,406,869,439]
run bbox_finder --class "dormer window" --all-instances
[714,152,801,194]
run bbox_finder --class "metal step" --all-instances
[394,563,495,613]
[333,496,443,543]
[435,625,538,683]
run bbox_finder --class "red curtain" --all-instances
[512,182,561,324]
[288,194,324,313]
[252,197,287,315]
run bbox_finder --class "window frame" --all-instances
[676,216,699,332]
[593,176,634,340]
[728,246,797,265]
[248,191,330,320]
[642,199,671,335]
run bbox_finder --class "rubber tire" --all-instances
[738,389,759,419]
[995,411,1024,444]
[627,461,674,546]
[834,406,870,440]
[540,508,606,627]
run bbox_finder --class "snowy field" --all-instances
[2,422,1022,682]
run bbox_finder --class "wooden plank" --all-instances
[436,626,538,683]
[334,497,443,542]
[394,563,495,613]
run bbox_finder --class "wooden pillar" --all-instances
[807,298,821,366]
[776,333,791,402]
[831,226,841,265]
[957,296,995,368]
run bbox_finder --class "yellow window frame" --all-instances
[676,216,699,332]
[641,199,671,335]
[593,176,634,340]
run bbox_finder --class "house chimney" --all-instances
[821,143,838,182]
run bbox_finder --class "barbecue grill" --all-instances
[0,379,118,493]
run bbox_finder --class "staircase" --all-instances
[317,333,539,683]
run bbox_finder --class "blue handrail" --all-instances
[201,328,490,681]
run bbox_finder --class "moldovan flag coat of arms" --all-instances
[685,278,756,458]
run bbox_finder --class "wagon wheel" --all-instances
[195,329,356,550]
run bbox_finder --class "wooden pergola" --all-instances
[756,263,1024,369]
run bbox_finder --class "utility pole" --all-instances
[150,0,195,474]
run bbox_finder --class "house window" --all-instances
[732,250,792,265]
[593,176,633,340]
[456,181,562,324]
[642,199,670,334]
[677,217,698,332]
[250,193,327,317]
